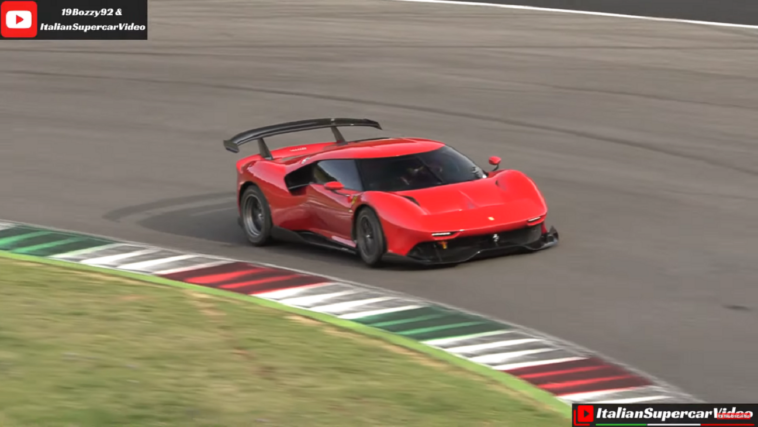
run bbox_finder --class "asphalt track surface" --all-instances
[2,0,758,402]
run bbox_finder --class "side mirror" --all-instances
[488,156,501,171]
[324,181,345,191]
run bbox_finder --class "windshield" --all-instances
[357,146,486,192]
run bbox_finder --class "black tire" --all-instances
[240,185,273,246]
[355,208,387,267]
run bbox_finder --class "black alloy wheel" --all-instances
[356,208,386,267]
[241,185,273,246]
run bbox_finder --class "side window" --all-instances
[284,165,313,192]
[312,160,363,191]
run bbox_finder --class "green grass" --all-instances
[0,257,566,427]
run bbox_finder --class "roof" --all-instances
[272,137,447,165]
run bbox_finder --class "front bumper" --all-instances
[388,224,559,265]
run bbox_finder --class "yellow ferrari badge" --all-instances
[488,217,495,221]
[440,241,448,250]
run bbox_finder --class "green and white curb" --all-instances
[0,220,697,408]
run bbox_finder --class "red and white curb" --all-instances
[0,220,697,405]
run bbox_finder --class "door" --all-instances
[305,159,363,245]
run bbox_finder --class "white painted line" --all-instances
[446,338,541,354]
[423,330,514,346]
[52,243,156,263]
[559,387,641,402]
[117,254,201,271]
[278,291,360,307]
[559,385,675,404]
[272,285,375,302]
[339,305,424,319]
[252,283,336,299]
[599,395,672,404]
[469,348,555,364]
[80,248,162,266]
[0,222,18,231]
[389,0,758,30]
[152,260,234,275]
[309,297,398,314]
[257,282,351,299]
[50,243,125,259]
[494,356,586,371]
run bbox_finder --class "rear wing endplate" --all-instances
[223,118,382,160]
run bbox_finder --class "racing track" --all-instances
[2,0,758,402]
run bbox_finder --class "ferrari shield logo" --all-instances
[492,234,499,243]
[488,217,495,221]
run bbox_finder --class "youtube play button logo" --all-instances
[8,10,32,28]
[1,1,37,38]
[574,404,595,426]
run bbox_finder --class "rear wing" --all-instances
[223,118,383,160]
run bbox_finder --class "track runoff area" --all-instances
[3,224,756,422]
[0,221,696,408]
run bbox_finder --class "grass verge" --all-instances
[0,254,568,426]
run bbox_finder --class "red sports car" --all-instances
[224,118,559,267]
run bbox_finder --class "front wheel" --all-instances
[355,208,387,267]
[240,185,273,246]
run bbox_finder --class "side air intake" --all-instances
[402,196,420,206]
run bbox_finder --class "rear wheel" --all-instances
[240,185,273,246]
[355,208,387,267]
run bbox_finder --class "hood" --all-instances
[392,172,547,227]
[397,179,502,213]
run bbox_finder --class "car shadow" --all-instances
[100,192,458,271]
[103,191,248,246]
